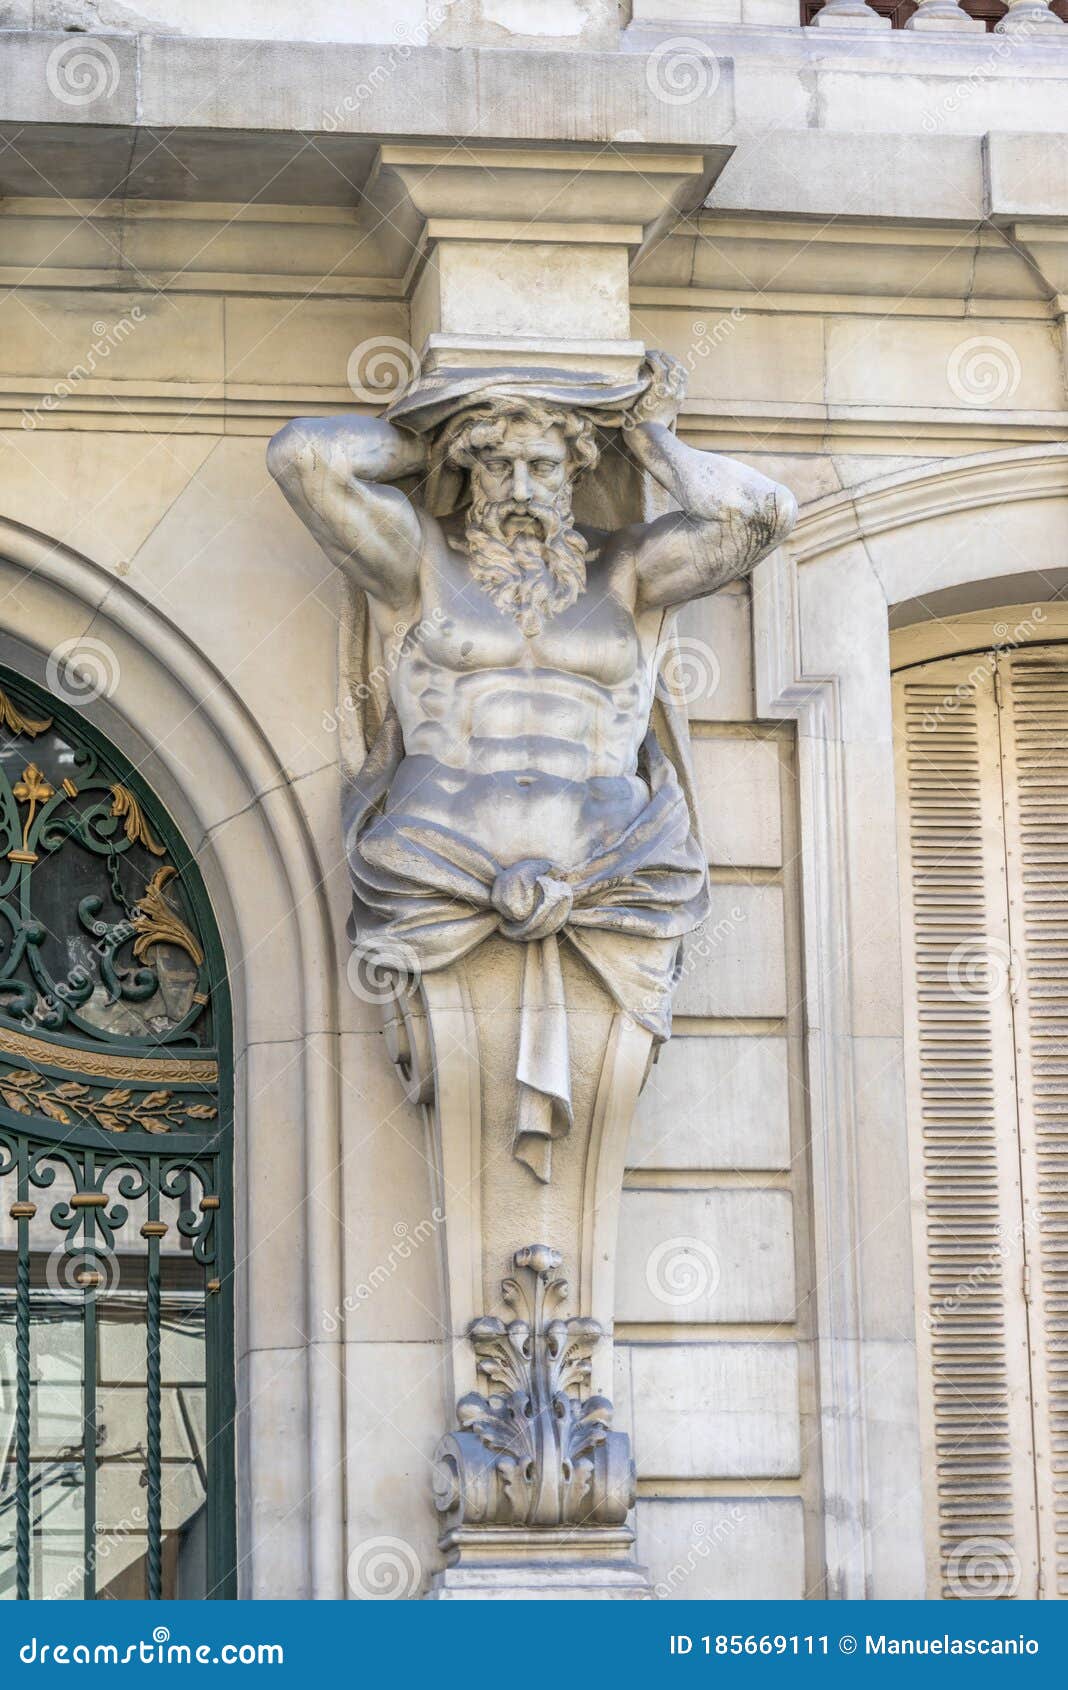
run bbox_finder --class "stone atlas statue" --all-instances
[269,351,795,1591]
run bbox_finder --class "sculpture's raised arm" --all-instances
[622,352,797,612]
[267,414,428,612]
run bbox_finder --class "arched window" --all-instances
[0,667,234,1600]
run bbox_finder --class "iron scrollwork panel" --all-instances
[0,670,234,1602]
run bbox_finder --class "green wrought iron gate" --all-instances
[0,668,235,1600]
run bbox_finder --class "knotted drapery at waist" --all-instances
[344,710,710,1181]
[490,860,573,940]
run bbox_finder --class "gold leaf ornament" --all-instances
[0,1064,217,1134]
[0,688,53,739]
[110,785,165,856]
[131,866,205,968]
[10,762,56,862]
[12,764,55,808]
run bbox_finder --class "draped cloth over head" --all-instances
[341,360,711,1182]
[385,363,652,436]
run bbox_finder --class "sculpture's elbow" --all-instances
[721,483,797,579]
[266,418,317,487]
[769,484,797,550]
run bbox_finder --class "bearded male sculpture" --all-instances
[268,355,796,1183]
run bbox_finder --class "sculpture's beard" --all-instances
[465,492,588,638]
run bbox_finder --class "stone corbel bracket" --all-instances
[380,959,650,1597]
[378,974,653,1404]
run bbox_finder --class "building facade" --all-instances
[0,0,1067,1601]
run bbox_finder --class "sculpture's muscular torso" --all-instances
[268,355,796,871]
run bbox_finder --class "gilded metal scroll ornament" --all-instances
[110,784,165,856]
[432,1245,635,1531]
[0,689,51,739]
[0,680,214,1042]
[132,866,205,968]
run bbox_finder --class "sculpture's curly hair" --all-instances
[438,398,600,480]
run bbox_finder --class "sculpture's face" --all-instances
[452,407,589,637]
[467,419,572,536]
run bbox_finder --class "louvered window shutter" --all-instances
[894,655,1039,1599]
[997,648,1068,1598]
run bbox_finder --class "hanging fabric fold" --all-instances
[343,704,710,1182]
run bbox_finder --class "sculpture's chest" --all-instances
[407,545,641,686]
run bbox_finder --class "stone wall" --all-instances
[620,584,817,1599]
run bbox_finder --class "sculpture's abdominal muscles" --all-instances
[389,650,656,866]
[384,549,658,863]
[395,664,648,776]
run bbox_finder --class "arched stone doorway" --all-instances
[0,518,345,1599]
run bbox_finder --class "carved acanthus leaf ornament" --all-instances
[432,1246,635,1531]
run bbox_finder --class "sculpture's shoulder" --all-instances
[585,518,648,607]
